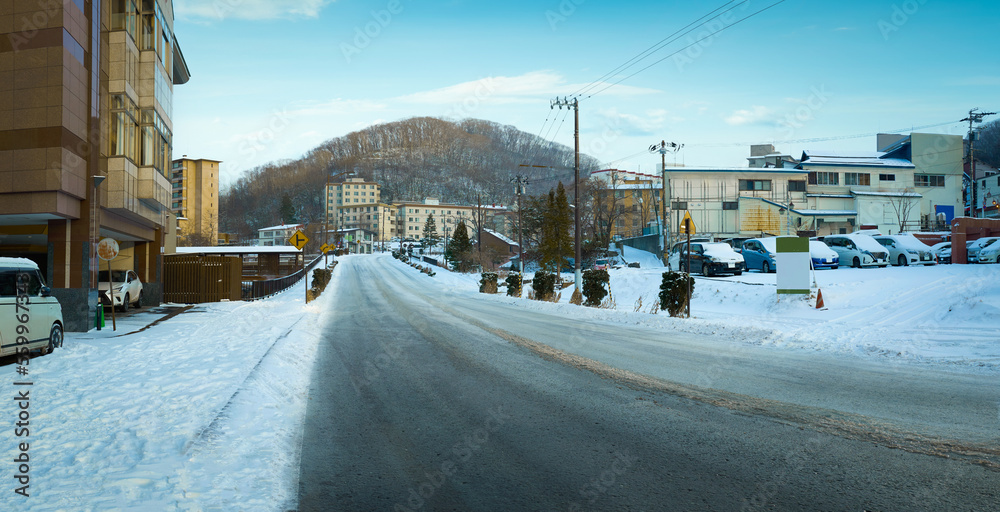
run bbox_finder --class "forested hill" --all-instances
[219,117,601,240]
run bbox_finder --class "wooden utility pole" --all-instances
[511,175,529,273]
[551,96,581,291]
[650,141,683,264]
[961,108,996,218]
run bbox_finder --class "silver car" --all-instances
[872,234,936,266]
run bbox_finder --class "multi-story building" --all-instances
[325,177,394,238]
[0,1,190,330]
[257,224,303,247]
[170,158,220,245]
[395,198,511,243]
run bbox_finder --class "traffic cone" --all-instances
[816,288,825,309]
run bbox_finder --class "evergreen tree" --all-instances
[445,221,474,271]
[539,182,574,272]
[279,194,296,224]
[422,213,441,251]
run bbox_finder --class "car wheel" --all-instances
[831,265,838,270]
[734,270,742,276]
[44,323,63,354]
[762,261,770,273]
[119,293,130,313]
[134,291,143,309]
[898,255,907,266]
[702,264,711,277]
[852,257,861,268]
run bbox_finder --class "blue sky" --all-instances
[170,0,1000,187]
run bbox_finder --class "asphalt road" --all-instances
[298,255,999,511]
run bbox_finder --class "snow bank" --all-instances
[1,260,340,511]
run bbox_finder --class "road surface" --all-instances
[298,255,999,511]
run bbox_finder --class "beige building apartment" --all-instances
[396,198,512,244]
[170,157,220,245]
[0,0,190,330]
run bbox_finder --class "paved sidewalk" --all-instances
[73,303,204,339]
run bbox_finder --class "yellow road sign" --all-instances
[320,243,330,253]
[680,211,696,235]
[289,230,310,251]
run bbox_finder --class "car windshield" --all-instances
[99,270,128,282]
[758,238,777,253]
[850,235,889,253]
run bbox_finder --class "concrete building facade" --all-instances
[0,0,190,330]
[170,157,220,245]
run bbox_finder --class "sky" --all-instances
[169,0,1000,188]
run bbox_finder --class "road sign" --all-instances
[320,243,330,254]
[289,230,310,251]
[680,211,696,235]
[97,238,119,261]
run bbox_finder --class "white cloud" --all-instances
[596,107,668,136]
[724,105,776,126]
[289,98,388,117]
[174,0,334,21]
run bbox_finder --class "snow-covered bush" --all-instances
[532,271,556,301]
[505,273,522,297]
[582,269,610,307]
[480,272,498,294]
[659,271,694,317]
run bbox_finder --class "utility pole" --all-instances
[649,141,683,264]
[961,108,996,218]
[511,174,529,273]
[552,96,582,291]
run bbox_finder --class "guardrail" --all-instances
[242,255,324,301]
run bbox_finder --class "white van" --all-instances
[0,258,64,357]
[821,234,890,268]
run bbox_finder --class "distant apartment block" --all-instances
[170,158,220,245]
[0,0,191,330]
[257,224,304,247]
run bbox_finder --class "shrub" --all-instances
[532,271,556,301]
[480,272,499,294]
[659,271,694,317]
[582,269,610,307]
[505,273,522,297]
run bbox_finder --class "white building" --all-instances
[257,224,304,247]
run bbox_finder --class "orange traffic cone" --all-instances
[816,288,825,309]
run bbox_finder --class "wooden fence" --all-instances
[164,255,244,303]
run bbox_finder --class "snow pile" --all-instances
[1,261,339,511]
[617,245,664,269]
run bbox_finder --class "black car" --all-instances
[679,242,745,276]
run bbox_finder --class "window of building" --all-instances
[914,174,945,187]
[809,172,839,185]
[672,201,687,210]
[722,201,738,210]
[844,173,870,186]
[788,180,806,192]
[879,174,896,182]
[739,179,772,191]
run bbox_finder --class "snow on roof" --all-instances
[257,224,304,232]
[799,150,913,168]
[484,228,518,247]
[793,209,858,216]
[174,246,301,254]
[601,183,664,190]
[806,193,854,198]
[851,190,922,198]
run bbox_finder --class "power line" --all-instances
[582,0,788,100]
[687,120,964,148]
[573,0,747,98]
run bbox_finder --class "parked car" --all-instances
[0,257,63,357]
[930,242,951,264]
[678,242,745,276]
[968,237,1000,263]
[722,237,751,254]
[821,234,890,268]
[592,258,609,270]
[808,240,840,269]
[872,234,936,266]
[741,238,778,273]
[667,238,712,271]
[973,237,1000,263]
[99,269,144,312]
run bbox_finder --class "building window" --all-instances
[788,180,806,192]
[844,173,870,186]
[809,172,839,185]
[879,174,896,182]
[739,179,772,191]
[671,201,687,210]
[914,174,945,187]
[722,201,738,210]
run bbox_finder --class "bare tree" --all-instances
[888,188,919,234]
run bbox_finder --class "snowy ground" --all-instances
[1,266,334,511]
[3,249,997,511]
